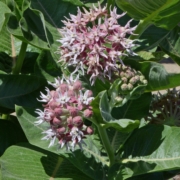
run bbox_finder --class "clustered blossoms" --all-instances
[146,88,180,126]
[113,65,148,104]
[35,76,94,151]
[58,3,137,85]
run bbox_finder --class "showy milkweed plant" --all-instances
[1,0,180,180]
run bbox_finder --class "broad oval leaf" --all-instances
[0,144,93,180]
[0,74,46,109]
[116,0,180,30]
[113,125,180,179]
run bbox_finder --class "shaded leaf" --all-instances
[100,91,140,133]
[34,50,62,81]
[0,119,27,156]
[160,26,180,66]
[0,74,46,109]
[114,125,180,179]
[0,144,93,180]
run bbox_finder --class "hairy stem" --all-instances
[12,41,28,75]
[129,20,151,40]
[97,124,115,166]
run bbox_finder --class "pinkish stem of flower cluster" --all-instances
[58,3,137,85]
[35,75,94,151]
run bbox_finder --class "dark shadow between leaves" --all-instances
[121,125,165,157]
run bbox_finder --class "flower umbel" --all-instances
[58,3,137,85]
[35,76,94,151]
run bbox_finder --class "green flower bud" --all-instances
[129,77,137,85]
[122,77,128,83]
[115,96,123,103]
[127,83,133,90]
[121,84,128,91]
[143,79,148,85]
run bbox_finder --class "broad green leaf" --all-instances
[0,74,46,109]
[0,25,12,54]
[112,92,152,120]
[62,0,83,6]
[0,119,27,156]
[160,26,180,66]
[34,50,62,81]
[15,105,109,180]
[116,0,180,30]
[0,2,11,31]
[106,128,130,153]
[114,125,180,179]
[21,52,39,74]
[128,51,168,62]
[0,144,93,180]
[134,25,169,52]
[100,91,140,132]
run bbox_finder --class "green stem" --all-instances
[97,124,115,166]
[1,114,9,120]
[12,41,28,75]
[129,20,151,40]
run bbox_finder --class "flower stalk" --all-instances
[12,41,28,75]
[97,124,115,166]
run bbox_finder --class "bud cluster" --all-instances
[146,89,180,126]
[35,76,94,151]
[118,65,147,92]
[58,3,137,85]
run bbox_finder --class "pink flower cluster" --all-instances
[58,3,137,85]
[35,75,94,151]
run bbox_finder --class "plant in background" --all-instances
[146,88,180,126]
[1,0,180,180]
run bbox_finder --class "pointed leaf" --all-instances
[160,26,180,66]
[116,0,180,30]
[115,125,180,179]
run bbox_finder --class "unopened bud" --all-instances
[52,117,62,126]
[127,83,133,90]
[121,84,128,91]
[67,116,73,125]
[129,77,137,85]
[73,116,83,126]
[86,126,94,135]
[122,77,127,83]
[115,96,123,103]
[83,109,93,118]
[73,80,82,90]
[143,79,148,85]
[59,83,68,93]
[56,126,66,134]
